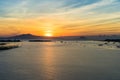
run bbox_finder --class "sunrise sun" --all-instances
[45,33,53,37]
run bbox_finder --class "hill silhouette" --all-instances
[0,34,120,41]
[0,34,44,40]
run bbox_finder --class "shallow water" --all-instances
[0,41,120,80]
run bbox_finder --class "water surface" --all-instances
[0,41,120,80]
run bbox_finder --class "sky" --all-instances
[0,0,120,37]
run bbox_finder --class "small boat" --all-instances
[116,45,120,48]
[60,41,63,43]
[98,44,103,46]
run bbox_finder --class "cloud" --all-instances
[0,0,120,36]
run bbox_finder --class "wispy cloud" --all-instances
[0,0,120,36]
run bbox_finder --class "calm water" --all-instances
[0,41,120,80]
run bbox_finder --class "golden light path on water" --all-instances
[41,42,57,80]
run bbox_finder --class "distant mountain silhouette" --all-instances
[3,34,44,39]
[0,34,82,40]
[0,34,120,40]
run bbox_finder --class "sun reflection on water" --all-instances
[42,42,57,80]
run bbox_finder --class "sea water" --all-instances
[0,41,120,80]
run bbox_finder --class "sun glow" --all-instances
[45,33,53,37]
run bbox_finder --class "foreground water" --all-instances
[0,41,120,80]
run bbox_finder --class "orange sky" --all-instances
[0,0,120,37]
